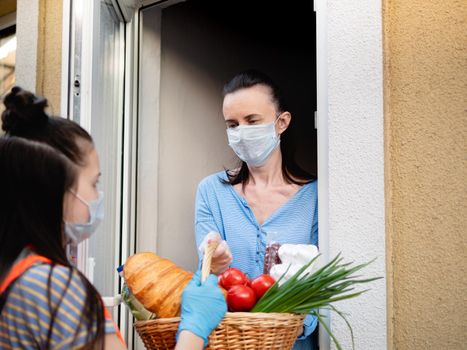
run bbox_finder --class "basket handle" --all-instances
[201,240,219,283]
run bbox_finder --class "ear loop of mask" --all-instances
[274,112,284,135]
[69,190,90,206]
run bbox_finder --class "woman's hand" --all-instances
[199,232,233,275]
[211,240,233,275]
[177,271,227,347]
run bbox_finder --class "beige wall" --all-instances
[384,1,467,349]
[36,0,62,114]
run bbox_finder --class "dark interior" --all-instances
[162,0,317,175]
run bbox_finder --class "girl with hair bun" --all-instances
[0,87,226,349]
[2,86,94,165]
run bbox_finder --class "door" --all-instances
[134,3,317,348]
[137,0,317,271]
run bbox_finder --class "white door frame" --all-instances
[316,0,387,349]
[315,1,331,348]
[134,2,337,349]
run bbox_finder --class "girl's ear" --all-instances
[277,112,292,135]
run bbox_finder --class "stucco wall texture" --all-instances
[384,1,467,349]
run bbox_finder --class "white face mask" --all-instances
[226,117,280,167]
[65,191,104,244]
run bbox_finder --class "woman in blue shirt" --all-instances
[195,70,318,350]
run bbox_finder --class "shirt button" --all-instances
[256,251,259,255]
[255,259,259,263]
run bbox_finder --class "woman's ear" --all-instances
[277,112,291,135]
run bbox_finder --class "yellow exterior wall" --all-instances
[384,0,467,349]
[36,0,62,114]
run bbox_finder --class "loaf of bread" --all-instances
[123,252,193,318]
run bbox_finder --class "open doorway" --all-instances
[137,0,317,270]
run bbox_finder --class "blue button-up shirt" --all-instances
[195,171,318,350]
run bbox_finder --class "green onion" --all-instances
[251,253,380,349]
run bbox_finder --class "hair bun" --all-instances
[2,86,49,135]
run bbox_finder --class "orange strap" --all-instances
[1,254,126,347]
[0,255,51,294]
[104,307,126,346]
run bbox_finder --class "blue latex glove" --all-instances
[177,271,227,346]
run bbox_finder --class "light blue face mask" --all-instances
[226,116,281,167]
[65,191,104,244]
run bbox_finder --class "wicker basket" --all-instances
[134,312,305,350]
[133,242,305,349]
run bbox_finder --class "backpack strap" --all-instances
[0,255,52,314]
[0,255,52,294]
[0,254,126,346]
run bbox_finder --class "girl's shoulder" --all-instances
[14,262,87,304]
[21,261,80,281]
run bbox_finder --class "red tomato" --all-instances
[227,285,257,312]
[219,268,249,290]
[250,274,275,299]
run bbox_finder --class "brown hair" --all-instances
[222,70,316,186]
[1,88,106,348]
[2,86,94,166]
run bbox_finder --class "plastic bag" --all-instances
[269,244,319,285]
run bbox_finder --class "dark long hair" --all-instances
[0,137,106,349]
[2,86,93,166]
[0,89,106,348]
[222,70,316,186]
